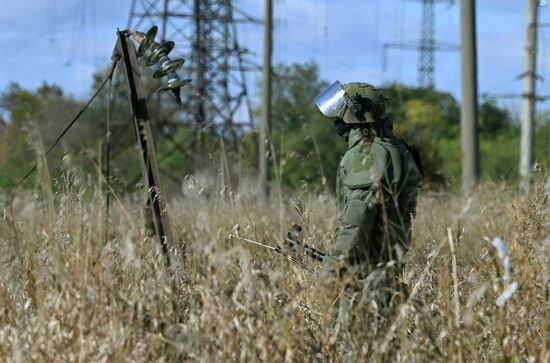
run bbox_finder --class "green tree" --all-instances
[380,84,524,185]
[381,84,460,183]
[268,62,345,191]
[479,95,512,135]
[535,110,550,174]
[2,61,541,194]
[0,79,132,191]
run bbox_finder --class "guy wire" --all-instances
[9,57,119,198]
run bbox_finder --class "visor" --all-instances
[314,80,347,117]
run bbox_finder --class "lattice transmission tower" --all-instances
[127,0,260,137]
[384,0,459,87]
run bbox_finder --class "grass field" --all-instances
[0,167,548,362]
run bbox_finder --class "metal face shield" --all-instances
[314,80,347,117]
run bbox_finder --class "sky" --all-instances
[0,0,549,115]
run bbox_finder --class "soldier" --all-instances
[314,81,422,331]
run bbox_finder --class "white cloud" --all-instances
[0,0,545,112]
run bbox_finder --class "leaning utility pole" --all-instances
[113,30,176,270]
[259,0,272,196]
[460,0,479,195]
[519,0,539,192]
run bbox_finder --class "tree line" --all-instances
[1,62,548,194]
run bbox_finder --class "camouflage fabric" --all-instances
[321,124,421,281]
[340,82,388,124]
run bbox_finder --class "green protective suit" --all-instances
[322,125,421,281]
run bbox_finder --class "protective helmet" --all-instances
[314,81,388,124]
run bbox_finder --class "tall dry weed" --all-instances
[0,161,548,361]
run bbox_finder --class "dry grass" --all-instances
[0,163,548,362]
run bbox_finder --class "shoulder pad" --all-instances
[343,142,388,189]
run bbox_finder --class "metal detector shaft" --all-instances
[234,236,319,276]
[284,224,327,262]
[284,236,327,262]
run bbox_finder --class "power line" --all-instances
[9,58,118,195]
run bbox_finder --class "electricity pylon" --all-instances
[384,0,459,87]
[127,0,260,137]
